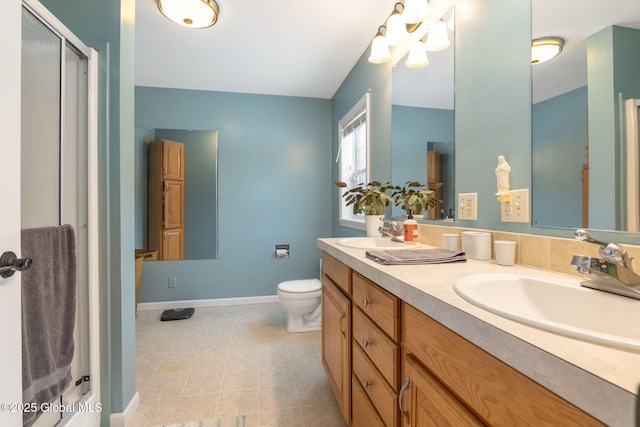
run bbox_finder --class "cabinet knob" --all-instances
[361,338,370,348]
[361,379,370,389]
[361,297,370,307]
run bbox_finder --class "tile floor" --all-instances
[131,303,348,427]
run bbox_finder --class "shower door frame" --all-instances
[21,1,101,426]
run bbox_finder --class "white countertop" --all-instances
[318,238,640,427]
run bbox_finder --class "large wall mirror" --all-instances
[532,0,640,232]
[391,7,455,221]
[135,128,219,260]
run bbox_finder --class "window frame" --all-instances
[337,92,370,230]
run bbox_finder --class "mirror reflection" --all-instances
[532,0,640,232]
[391,8,455,220]
[135,128,219,260]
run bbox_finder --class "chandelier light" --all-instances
[157,0,220,29]
[402,0,430,25]
[424,20,450,52]
[531,37,565,64]
[404,41,430,68]
[385,3,410,46]
[368,26,393,64]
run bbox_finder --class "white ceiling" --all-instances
[135,0,640,106]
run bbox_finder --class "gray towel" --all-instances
[366,248,467,265]
[21,225,76,427]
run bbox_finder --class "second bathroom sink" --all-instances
[454,273,640,352]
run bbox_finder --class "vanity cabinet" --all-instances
[321,253,351,424]
[401,302,605,427]
[320,250,608,427]
[351,272,400,427]
[148,139,184,260]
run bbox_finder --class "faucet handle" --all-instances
[574,229,609,247]
[601,243,632,269]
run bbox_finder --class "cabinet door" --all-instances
[162,228,184,260]
[163,180,184,229]
[401,355,483,427]
[163,140,184,181]
[322,276,351,425]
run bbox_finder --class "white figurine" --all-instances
[495,155,511,201]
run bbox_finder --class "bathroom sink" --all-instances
[453,273,640,352]
[336,237,420,250]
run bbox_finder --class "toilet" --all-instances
[277,262,322,333]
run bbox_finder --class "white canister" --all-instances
[461,231,492,260]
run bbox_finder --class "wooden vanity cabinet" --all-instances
[320,252,605,427]
[321,253,351,424]
[351,272,400,427]
[148,139,184,260]
[401,302,605,427]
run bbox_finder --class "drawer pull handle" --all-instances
[361,379,370,389]
[339,311,346,338]
[361,338,370,348]
[361,297,370,307]
[399,375,410,425]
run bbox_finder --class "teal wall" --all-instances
[331,50,393,237]
[391,105,454,217]
[135,87,332,301]
[39,0,136,421]
[455,0,532,232]
[532,86,587,228]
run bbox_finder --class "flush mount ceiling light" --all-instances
[531,37,564,64]
[158,0,220,29]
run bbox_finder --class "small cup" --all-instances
[443,234,459,251]
[494,240,516,266]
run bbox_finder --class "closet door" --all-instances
[163,140,184,181]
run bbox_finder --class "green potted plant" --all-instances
[392,181,439,218]
[335,180,394,236]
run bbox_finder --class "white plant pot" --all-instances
[365,214,385,237]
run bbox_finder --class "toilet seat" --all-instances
[277,279,321,293]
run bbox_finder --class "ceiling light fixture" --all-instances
[424,20,450,52]
[403,0,430,25]
[404,40,429,68]
[385,3,410,46]
[368,26,393,64]
[531,37,564,64]
[157,0,220,29]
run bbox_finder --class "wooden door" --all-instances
[162,228,184,260]
[163,140,184,181]
[322,276,351,424]
[164,180,184,229]
[401,355,483,427]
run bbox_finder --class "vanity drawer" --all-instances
[352,307,399,390]
[352,374,386,427]
[352,343,398,427]
[322,252,351,295]
[352,272,399,341]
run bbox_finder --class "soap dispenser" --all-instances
[403,210,418,243]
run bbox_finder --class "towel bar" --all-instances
[0,251,33,278]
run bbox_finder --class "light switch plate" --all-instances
[501,189,530,222]
[458,193,477,220]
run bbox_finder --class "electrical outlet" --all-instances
[501,189,530,223]
[168,277,177,288]
[458,193,477,220]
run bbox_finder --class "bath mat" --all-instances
[159,416,246,427]
[160,307,195,321]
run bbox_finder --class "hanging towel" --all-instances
[21,225,76,427]
[366,248,467,265]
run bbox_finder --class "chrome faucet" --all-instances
[571,229,640,300]
[380,220,402,238]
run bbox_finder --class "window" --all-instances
[337,92,370,229]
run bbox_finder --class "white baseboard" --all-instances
[137,295,280,312]
[109,391,139,427]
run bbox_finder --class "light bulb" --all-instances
[402,0,430,25]
[405,41,429,68]
[425,20,450,52]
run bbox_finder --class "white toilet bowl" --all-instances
[277,279,322,333]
